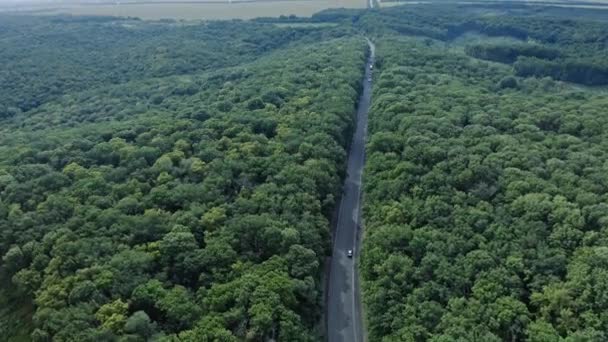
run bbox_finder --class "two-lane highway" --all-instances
[327,38,374,342]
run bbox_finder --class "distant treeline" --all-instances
[464,42,608,86]
[311,4,608,85]
[515,57,608,86]
[465,43,560,64]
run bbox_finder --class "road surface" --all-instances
[327,39,374,342]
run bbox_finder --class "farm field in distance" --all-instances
[0,0,366,19]
[3,0,608,19]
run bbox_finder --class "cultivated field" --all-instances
[0,0,366,19]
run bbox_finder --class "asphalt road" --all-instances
[327,39,374,342]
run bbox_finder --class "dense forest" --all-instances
[361,12,608,342]
[0,15,351,118]
[0,16,365,340]
[2,3,608,342]
[350,5,608,86]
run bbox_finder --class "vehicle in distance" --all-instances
[347,249,353,258]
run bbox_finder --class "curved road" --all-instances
[327,39,374,342]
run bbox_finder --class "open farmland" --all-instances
[0,0,366,19]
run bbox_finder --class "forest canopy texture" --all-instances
[0,16,365,341]
[359,6,608,342]
[2,3,608,342]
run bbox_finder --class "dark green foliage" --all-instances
[498,76,519,89]
[465,43,560,64]
[515,57,608,86]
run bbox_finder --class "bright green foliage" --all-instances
[96,299,129,333]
